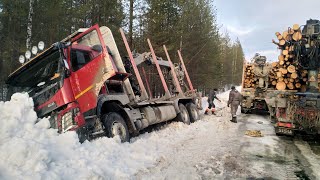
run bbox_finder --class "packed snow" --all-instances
[0,93,159,179]
[1,87,317,179]
[0,88,239,179]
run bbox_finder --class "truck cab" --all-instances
[7,25,117,134]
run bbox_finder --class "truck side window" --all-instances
[71,50,92,71]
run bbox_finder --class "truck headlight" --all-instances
[61,111,75,132]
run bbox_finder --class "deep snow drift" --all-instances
[0,93,160,179]
[0,88,241,179]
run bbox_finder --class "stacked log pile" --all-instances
[271,24,307,90]
[243,63,258,88]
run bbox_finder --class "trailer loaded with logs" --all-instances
[265,19,320,136]
[241,54,270,113]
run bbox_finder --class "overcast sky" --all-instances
[214,0,320,62]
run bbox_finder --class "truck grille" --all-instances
[33,84,59,107]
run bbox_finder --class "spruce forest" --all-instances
[0,0,244,98]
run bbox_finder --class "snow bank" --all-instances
[0,87,241,179]
[0,93,161,179]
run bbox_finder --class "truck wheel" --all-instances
[186,103,200,122]
[241,108,249,114]
[102,112,130,142]
[176,103,191,125]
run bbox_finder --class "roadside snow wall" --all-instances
[0,87,241,179]
[0,93,159,180]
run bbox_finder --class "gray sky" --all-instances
[214,0,320,62]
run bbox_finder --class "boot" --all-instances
[231,116,237,123]
[230,116,237,123]
[212,108,216,115]
[204,109,209,115]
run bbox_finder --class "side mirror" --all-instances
[91,44,103,53]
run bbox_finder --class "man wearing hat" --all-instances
[227,86,242,122]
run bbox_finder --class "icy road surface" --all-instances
[135,114,317,179]
[0,90,319,179]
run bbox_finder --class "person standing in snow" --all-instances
[227,86,242,123]
[205,88,221,115]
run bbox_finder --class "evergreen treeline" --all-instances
[0,0,244,94]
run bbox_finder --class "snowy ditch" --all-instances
[0,89,237,179]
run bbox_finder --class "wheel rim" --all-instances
[111,122,127,141]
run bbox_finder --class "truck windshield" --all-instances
[7,50,62,94]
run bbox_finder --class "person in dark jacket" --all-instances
[227,86,242,123]
[205,88,221,115]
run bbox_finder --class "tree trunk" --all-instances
[26,0,34,49]
[129,0,134,47]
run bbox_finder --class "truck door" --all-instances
[68,25,117,113]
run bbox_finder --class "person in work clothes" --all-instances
[227,86,242,122]
[205,88,221,115]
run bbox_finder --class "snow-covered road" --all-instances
[1,91,320,179]
[135,113,317,179]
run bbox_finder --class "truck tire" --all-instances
[176,103,191,125]
[241,107,250,114]
[102,112,130,142]
[186,103,200,123]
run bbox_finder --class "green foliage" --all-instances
[0,0,244,92]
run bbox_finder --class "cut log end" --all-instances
[291,72,298,79]
[293,32,302,41]
[293,24,300,31]
[287,82,294,90]
[287,65,296,73]
[276,82,286,90]
[282,50,289,55]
